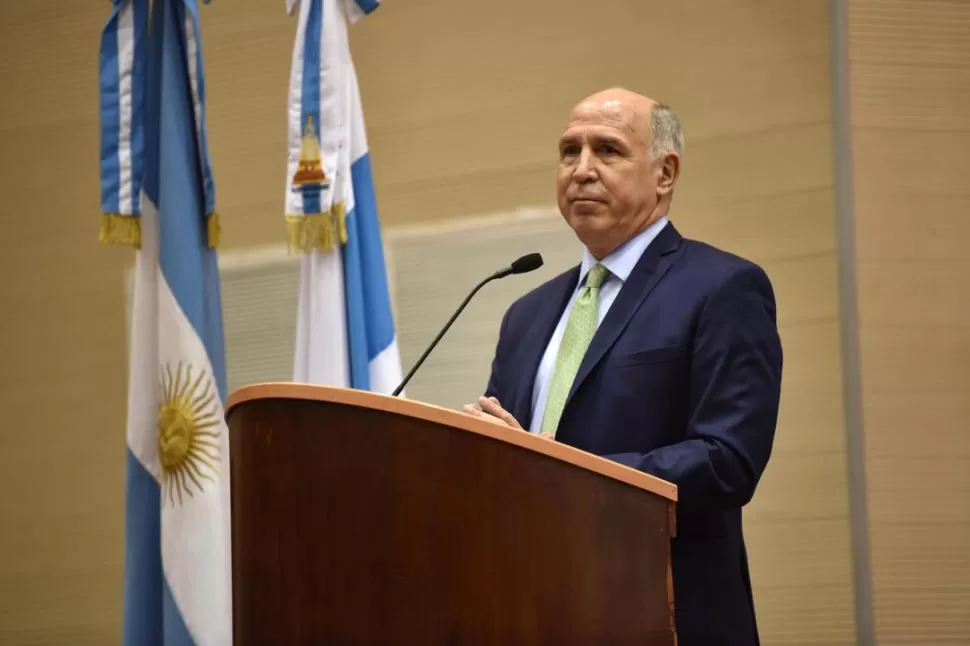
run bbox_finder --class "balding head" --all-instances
[571,87,657,132]
[569,88,684,160]
[556,88,683,259]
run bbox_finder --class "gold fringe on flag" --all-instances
[99,213,142,249]
[207,212,221,249]
[284,202,347,254]
[100,213,221,249]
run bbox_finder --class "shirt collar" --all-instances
[578,216,669,287]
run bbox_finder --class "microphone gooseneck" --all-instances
[391,253,544,397]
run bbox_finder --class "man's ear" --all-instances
[656,153,681,197]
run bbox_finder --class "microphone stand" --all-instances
[391,270,505,397]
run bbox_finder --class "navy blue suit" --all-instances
[484,222,783,646]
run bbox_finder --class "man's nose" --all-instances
[573,148,597,182]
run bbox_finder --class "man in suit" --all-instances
[464,88,783,645]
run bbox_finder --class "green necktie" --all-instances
[539,263,610,438]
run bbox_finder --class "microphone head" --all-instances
[509,253,544,275]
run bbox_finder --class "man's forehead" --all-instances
[563,101,644,137]
[559,123,630,142]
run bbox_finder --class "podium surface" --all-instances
[226,383,678,645]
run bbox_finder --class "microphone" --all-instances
[490,252,544,280]
[391,253,544,397]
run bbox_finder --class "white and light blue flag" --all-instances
[285,0,402,393]
[100,0,230,644]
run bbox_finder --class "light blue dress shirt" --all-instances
[528,216,670,433]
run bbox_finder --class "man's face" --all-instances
[556,98,660,258]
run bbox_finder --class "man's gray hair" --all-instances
[649,104,685,160]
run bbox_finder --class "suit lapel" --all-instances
[564,223,684,407]
[510,266,579,430]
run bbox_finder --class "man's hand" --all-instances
[462,396,523,430]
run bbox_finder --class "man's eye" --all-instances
[561,145,580,157]
[600,145,618,155]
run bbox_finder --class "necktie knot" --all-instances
[586,264,609,289]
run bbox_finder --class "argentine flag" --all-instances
[285,0,403,393]
[100,1,231,644]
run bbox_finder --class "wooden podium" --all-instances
[225,383,678,645]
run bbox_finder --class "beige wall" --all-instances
[848,0,970,643]
[11,0,959,643]
[0,4,128,644]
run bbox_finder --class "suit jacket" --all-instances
[484,222,783,646]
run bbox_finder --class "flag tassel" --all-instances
[100,213,142,249]
[207,212,221,248]
[284,203,347,254]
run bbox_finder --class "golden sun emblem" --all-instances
[156,361,222,506]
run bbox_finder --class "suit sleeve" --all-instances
[607,264,783,509]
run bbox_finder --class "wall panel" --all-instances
[848,0,970,643]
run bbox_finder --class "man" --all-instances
[464,88,783,646]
